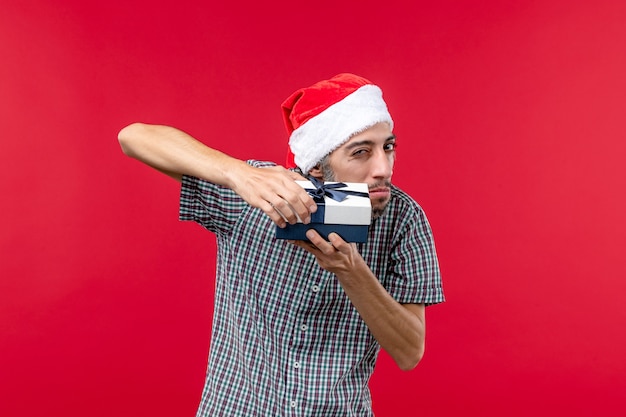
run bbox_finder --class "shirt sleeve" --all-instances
[179,175,246,236]
[179,160,277,236]
[387,199,445,307]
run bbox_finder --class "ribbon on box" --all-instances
[305,176,369,223]
[305,176,369,203]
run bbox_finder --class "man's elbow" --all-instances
[117,122,146,157]
[397,343,425,371]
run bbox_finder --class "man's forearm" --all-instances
[293,230,426,371]
[335,261,426,371]
[118,123,316,226]
[118,122,248,185]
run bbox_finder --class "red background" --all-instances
[2,1,626,416]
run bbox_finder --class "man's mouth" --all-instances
[369,186,390,199]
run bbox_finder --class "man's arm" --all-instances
[118,123,317,227]
[292,230,426,371]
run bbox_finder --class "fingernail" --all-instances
[309,205,318,213]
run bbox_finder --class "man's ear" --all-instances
[307,165,324,180]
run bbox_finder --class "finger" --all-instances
[259,200,287,228]
[280,183,318,223]
[289,238,319,255]
[306,230,335,255]
[291,240,318,253]
[267,196,301,225]
[266,193,314,225]
[328,233,351,254]
[271,201,290,223]
[258,168,318,224]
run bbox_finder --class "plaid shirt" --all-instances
[180,161,444,417]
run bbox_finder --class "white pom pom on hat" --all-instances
[282,73,394,173]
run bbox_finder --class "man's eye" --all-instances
[384,143,396,151]
[352,149,367,156]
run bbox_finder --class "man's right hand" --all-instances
[228,164,317,228]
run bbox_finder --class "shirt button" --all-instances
[312,285,319,293]
[300,324,308,331]
[294,361,300,369]
[290,400,297,408]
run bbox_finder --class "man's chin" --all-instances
[371,198,390,220]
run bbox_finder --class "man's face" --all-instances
[320,122,396,218]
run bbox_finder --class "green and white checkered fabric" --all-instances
[180,161,444,416]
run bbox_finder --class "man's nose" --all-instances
[371,149,393,179]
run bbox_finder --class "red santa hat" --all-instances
[282,73,394,173]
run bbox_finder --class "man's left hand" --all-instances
[290,230,362,276]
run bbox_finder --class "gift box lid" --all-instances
[295,180,371,225]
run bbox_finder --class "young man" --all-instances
[118,73,444,416]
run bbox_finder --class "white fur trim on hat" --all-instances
[288,84,394,173]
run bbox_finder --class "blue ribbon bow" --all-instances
[305,176,369,203]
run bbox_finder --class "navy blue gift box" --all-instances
[275,178,371,243]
